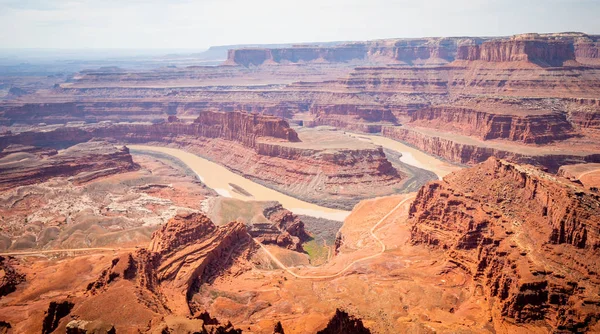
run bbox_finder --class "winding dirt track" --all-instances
[0,247,136,257]
[255,196,415,280]
[578,169,600,179]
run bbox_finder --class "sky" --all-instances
[0,0,599,49]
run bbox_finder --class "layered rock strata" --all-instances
[0,141,139,191]
[409,158,600,331]
[0,112,404,209]
[409,106,575,144]
[382,126,600,171]
[456,38,576,67]
[255,203,311,252]
[84,212,255,329]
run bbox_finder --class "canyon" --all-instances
[0,31,599,334]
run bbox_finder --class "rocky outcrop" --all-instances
[570,110,600,130]
[0,256,25,298]
[87,212,255,317]
[316,309,371,334]
[0,141,139,191]
[194,110,300,143]
[42,300,75,334]
[65,320,116,334]
[0,111,299,151]
[409,106,575,143]
[307,104,397,133]
[253,203,310,251]
[409,158,600,331]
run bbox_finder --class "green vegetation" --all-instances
[303,238,330,266]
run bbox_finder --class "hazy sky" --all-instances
[1,0,599,49]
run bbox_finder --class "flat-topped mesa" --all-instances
[409,106,575,143]
[226,45,368,66]
[0,141,139,191]
[225,38,485,67]
[193,110,300,144]
[409,158,600,331]
[456,37,576,67]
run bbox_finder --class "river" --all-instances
[129,137,461,222]
[129,145,351,221]
[343,132,463,179]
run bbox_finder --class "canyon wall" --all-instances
[306,104,397,133]
[409,106,575,143]
[382,126,600,171]
[409,158,600,331]
[83,212,253,330]
[226,34,599,67]
[456,39,575,66]
[0,112,404,209]
[0,141,139,191]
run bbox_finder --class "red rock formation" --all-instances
[409,106,575,143]
[0,112,404,209]
[226,37,484,67]
[570,110,600,130]
[409,158,600,331]
[307,104,397,133]
[149,213,253,315]
[382,126,600,171]
[574,39,600,65]
[255,202,310,251]
[42,300,75,334]
[194,110,300,143]
[83,212,256,330]
[456,38,576,67]
[0,141,139,191]
[0,256,25,298]
[227,45,369,66]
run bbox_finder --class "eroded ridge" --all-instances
[409,157,600,331]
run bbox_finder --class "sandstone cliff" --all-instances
[251,202,310,252]
[382,126,600,171]
[226,37,484,67]
[409,106,575,144]
[409,158,600,331]
[456,38,576,67]
[82,212,255,331]
[0,112,405,209]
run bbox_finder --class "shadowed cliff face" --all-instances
[409,158,600,331]
[316,309,371,334]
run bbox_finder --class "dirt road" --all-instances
[255,196,415,279]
